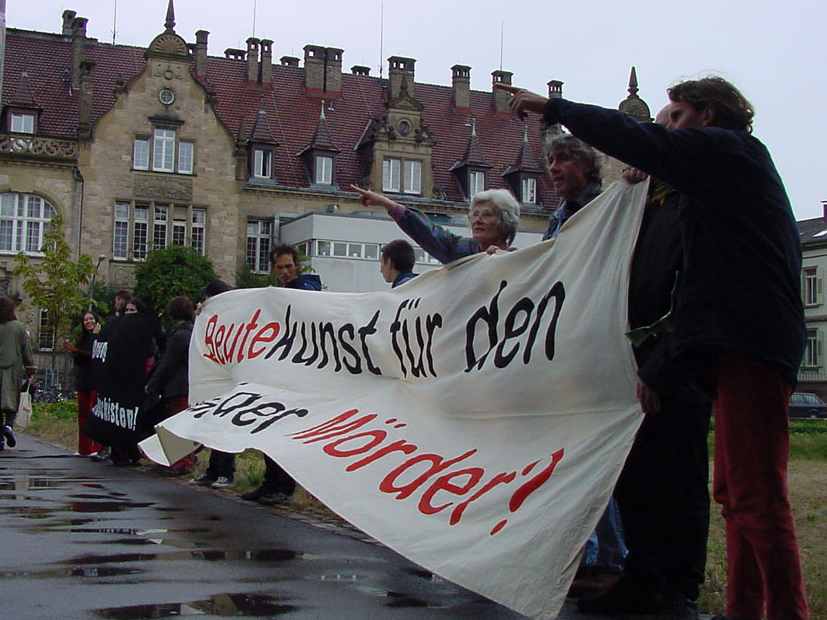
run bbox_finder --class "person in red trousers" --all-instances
[65,311,103,457]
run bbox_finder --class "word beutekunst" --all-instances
[142,180,650,619]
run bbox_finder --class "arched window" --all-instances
[0,193,57,255]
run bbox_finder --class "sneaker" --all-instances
[211,476,234,489]
[2,425,15,448]
[90,447,110,462]
[190,472,217,486]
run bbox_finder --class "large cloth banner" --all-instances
[87,314,156,447]
[142,180,648,618]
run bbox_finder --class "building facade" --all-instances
[796,201,827,398]
[0,1,649,371]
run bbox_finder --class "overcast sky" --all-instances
[9,0,826,220]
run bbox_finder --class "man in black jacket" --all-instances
[242,245,322,505]
[504,78,808,620]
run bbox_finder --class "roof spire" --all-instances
[320,99,326,121]
[628,66,638,96]
[522,120,529,144]
[164,0,176,32]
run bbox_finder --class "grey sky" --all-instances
[10,0,825,220]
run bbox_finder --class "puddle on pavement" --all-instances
[386,591,449,609]
[1,566,143,579]
[95,593,295,618]
[66,548,301,565]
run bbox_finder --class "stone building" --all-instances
[0,1,649,373]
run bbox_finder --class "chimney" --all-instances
[451,64,471,109]
[62,9,76,36]
[303,45,342,93]
[822,201,827,221]
[492,70,513,113]
[351,65,370,76]
[281,56,299,67]
[388,56,415,100]
[224,48,245,60]
[260,39,273,84]
[71,16,88,91]
[194,30,209,78]
[547,80,563,99]
[78,59,95,140]
[246,37,260,82]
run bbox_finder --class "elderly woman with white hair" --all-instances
[351,185,520,264]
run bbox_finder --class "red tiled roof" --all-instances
[3,28,560,212]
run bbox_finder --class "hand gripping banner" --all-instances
[142,180,648,618]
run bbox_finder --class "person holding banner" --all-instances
[504,77,809,620]
[0,295,34,450]
[242,245,322,505]
[380,239,418,288]
[352,186,520,263]
[64,311,104,457]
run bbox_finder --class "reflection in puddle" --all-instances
[0,566,143,579]
[95,593,295,618]
[0,500,155,516]
[67,548,301,565]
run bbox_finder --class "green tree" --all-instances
[134,245,216,315]
[13,213,95,359]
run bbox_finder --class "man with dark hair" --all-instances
[505,76,809,620]
[112,290,131,317]
[380,239,417,288]
[543,135,603,240]
[242,244,321,505]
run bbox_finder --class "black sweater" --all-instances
[545,98,805,388]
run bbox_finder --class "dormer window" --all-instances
[382,158,422,195]
[469,170,485,198]
[253,148,273,179]
[521,176,537,204]
[315,155,333,185]
[383,158,401,192]
[10,113,35,134]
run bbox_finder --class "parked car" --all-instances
[788,392,827,419]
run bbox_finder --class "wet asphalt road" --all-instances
[1,434,600,619]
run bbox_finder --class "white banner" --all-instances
[142,180,648,619]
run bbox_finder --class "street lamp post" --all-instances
[88,254,107,312]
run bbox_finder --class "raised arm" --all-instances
[351,186,470,264]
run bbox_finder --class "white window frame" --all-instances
[153,205,168,250]
[10,113,35,134]
[469,170,485,198]
[253,149,272,179]
[133,137,150,170]
[804,268,821,307]
[177,141,194,175]
[191,208,206,256]
[0,193,56,256]
[403,160,422,195]
[38,308,55,351]
[246,220,273,273]
[383,158,401,192]
[805,328,821,368]
[113,202,130,259]
[315,155,333,185]
[133,206,149,260]
[522,176,537,204]
[172,207,187,247]
[152,128,176,172]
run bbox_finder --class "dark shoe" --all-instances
[577,575,665,614]
[256,491,291,506]
[241,485,277,502]
[2,425,16,448]
[90,447,110,462]
[191,472,217,486]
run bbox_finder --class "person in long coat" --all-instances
[0,295,34,450]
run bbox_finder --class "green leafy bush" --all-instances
[134,246,217,315]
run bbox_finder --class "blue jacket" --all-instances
[286,273,322,291]
[543,182,602,240]
[544,98,805,388]
[392,272,418,288]
[393,208,480,264]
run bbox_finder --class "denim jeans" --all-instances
[582,497,627,571]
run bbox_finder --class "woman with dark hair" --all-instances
[0,295,34,450]
[146,295,196,474]
[64,310,103,457]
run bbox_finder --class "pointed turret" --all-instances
[618,66,651,122]
[164,0,176,33]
